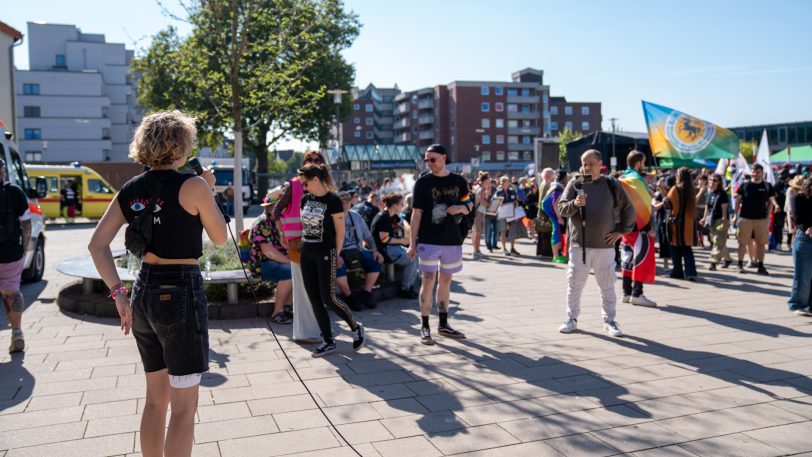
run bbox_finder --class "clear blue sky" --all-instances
[5,0,812,139]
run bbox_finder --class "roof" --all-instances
[0,21,23,41]
[335,144,423,164]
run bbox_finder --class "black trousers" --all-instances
[622,276,644,297]
[773,213,786,247]
[300,246,357,342]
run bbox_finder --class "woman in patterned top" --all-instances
[249,188,292,324]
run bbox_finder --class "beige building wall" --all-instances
[0,22,23,137]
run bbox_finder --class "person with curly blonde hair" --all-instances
[88,110,228,457]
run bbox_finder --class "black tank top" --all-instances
[117,169,204,259]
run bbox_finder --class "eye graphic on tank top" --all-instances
[130,201,146,212]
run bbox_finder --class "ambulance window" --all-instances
[9,148,31,191]
[88,179,113,194]
[48,177,59,193]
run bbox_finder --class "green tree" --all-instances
[557,128,582,170]
[739,140,757,163]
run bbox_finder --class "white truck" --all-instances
[196,157,252,214]
[1,131,47,281]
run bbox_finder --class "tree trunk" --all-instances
[234,125,244,233]
[255,122,270,199]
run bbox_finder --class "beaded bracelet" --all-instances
[110,283,128,300]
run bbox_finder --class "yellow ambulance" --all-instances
[25,164,117,220]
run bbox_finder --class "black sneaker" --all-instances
[398,287,419,299]
[737,263,745,274]
[757,265,769,276]
[311,341,336,358]
[352,323,365,351]
[438,325,466,339]
[420,327,435,345]
[357,290,377,309]
[709,263,717,271]
[722,259,732,268]
[345,294,363,311]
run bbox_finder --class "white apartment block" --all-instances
[15,22,141,163]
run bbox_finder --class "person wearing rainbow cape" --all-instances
[619,151,658,307]
[541,170,569,263]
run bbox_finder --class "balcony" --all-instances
[394,118,410,129]
[507,142,533,152]
[374,114,393,125]
[507,126,540,136]
[417,99,433,110]
[418,115,434,125]
[507,95,540,104]
[418,129,435,140]
[395,132,411,143]
[507,111,538,120]
[394,104,410,114]
[374,129,393,139]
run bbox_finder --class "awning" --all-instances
[771,145,812,164]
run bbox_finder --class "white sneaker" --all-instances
[622,295,630,303]
[630,295,657,307]
[558,319,577,333]
[604,321,624,337]
[504,249,511,256]
[792,309,812,317]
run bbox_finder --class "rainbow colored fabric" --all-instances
[460,193,472,205]
[541,183,564,245]
[619,169,652,231]
[643,101,738,161]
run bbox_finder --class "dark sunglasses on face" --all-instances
[305,157,322,163]
[424,157,437,164]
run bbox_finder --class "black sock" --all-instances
[738,260,743,267]
[439,312,448,327]
[421,316,429,329]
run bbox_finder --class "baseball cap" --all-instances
[426,144,450,164]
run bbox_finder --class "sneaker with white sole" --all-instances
[792,309,812,317]
[311,341,337,357]
[604,321,624,337]
[420,327,435,345]
[352,324,365,351]
[8,329,24,353]
[438,324,466,339]
[622,295,631,304]
[558,318,577,333]
[630,295,657,307]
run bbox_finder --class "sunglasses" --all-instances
[305,157,322,163]
[424,157,438,164]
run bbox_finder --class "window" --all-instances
[564,106,573,115]
[496,135,505,144]
[582,121,590,131]
[481,119,490,128]
[353,103,360,111]
[412,111,418,119]
[354,131,361,138]
[523,136,532,144]
[543,94,549,103]
[412,95,418,103]
[353,117,360,124]
[23,106,40,117]
[508,135,519,144]
[495,119,504,128]
[365,131,374,139]
[482,134,491,144]
[496,151,505,160]
[365,118,374,126]
[495,102,504,112]
[581,106,590,115]
[365,104,373,112]
[507,104,518,113]
[88,179,113,194]
[481,86,489,96]
[522,88,530,96]
[494,87,503,96]
[509,151,519,161]
[26,151,42,162]
[507,120,518,128]
[451,136,455,145]
[507,89,518,97]
[480,102,490,112]
[550,106,558,115]
[482,151,491,161]
[55,54,65,65]
[23,84,40,95]
[550,121,558,130]
[565,121,573,130]
[523,151,532,161]
[24,128,41,140]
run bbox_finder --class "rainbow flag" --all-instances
[642,101,738,161]
[619,169,651,230]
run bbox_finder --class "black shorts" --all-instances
[130,263,209,376]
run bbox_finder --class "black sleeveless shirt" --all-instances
[116,169,204,259]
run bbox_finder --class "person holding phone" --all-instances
[88,111,228,457]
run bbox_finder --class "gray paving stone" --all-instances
[744,422,812,454]
[679,433,783,457]
[246,393,318,416]
[379,411,467,438]
[371,436,441,457]
[426,423,520,455]
[453,440,564,456]
[0,406,83,432]
[272,409,329,432]
[217,427,339,457]
[5,433,134,457]
[193,415,280,443]
[544,432,620,456]
[0,421,87,449]
[196,402,252,423]
[334,420,394,444]
[498,410,609,442]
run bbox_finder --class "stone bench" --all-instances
[56,251,248,305]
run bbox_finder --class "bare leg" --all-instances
[363,272,380,293]
[419,271,436,317]
[436,272,453,315]
[335,275,352,297]
[2,292,23,330]
[552,243,561,258]
[472,231,482,253]
[756,243,766,262]
[164,383,199,457]
[273,279,292,315]
[140,370,170,457]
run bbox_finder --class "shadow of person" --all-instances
[201,348,230,388]
[582,331,811,401]
[0,352,35,412]
[20,279,49,308]
[658,304,811,338]
[696,271,791,297]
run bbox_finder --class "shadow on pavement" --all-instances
[658,305,810,338]
[0,352,34,412]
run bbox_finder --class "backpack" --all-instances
[0,185,20,243]
[124,175,168,258]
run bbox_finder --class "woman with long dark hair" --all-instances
[297,163,365,357]
[667,167,698,280]
[788,176,812,316]
[88,111,228,457]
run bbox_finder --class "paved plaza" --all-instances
[1,222,810,456]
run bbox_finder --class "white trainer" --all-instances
[630,295,657,307]
[604,321,624,337]
[558,319,577,333]
[622,295,631,303]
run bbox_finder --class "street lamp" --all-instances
[609,117,618,171]
[327,89,348,181]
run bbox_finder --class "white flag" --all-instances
[755,129,775,184]
[731,153,751,193]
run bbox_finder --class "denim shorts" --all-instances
[260,260,292,282]
[130,263,209,376]
[336,248,382,277]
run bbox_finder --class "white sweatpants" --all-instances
[565,246,617,323]
[291,260,321,341]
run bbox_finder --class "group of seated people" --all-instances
[246,187,420,324]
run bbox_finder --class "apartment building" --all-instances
[342,84,399,145]
[342,68,601,172]
[15,22,141,163]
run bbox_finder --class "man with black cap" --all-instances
[0,158,32,352]
[407,144,472,345]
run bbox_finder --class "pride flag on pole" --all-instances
[642,101,738,161]
[619,169,655,284]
